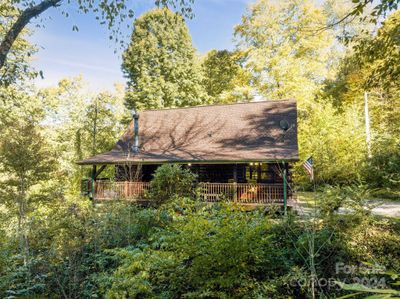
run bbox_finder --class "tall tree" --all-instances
[38,77,128,189]
[0,0,194,71]
[297,99,367,185]
[122,8,208,110]
[325,10,400,137]
[0,86,55,265]
[358,10,400,90]
[235,0,337,106]
[201,49,252,103]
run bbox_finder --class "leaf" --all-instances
[337,282,400,295]
[338,291,365,298]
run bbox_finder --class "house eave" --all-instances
[76,157,300,166]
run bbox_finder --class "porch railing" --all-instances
[199,183,285,204]
[95,181,151,201]
[93,181,290,204]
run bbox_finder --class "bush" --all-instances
[2,193,399,298]
[317,184,372,216]
[363,140,400,189]
[150,164,197,203]
[103,203,294,298]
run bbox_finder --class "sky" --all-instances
[30,0,252,91]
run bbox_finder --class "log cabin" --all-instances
[78,100,298,208]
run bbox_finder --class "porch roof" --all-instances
[77,100,299,165]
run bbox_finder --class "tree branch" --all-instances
[0,0,62,70]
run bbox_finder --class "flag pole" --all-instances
[311,157,316,192]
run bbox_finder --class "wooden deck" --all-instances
[93,181,291,205]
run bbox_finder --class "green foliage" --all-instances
[37,77,128,191]
[356,10,400,89]
[316,185,372,217]
[101,198,400,299]
[297,100,367,186]
[0,190,399,298]
[0,198,169,298]
[0,121,56,190]
[0,92,57,267]
[235,0,337,106]
[364,139,400,189]
[337,280,400,299]
[104,203,290,298]
[321,11,400,190]
[122,8,208,110]
[0,1,38,85]
[201,49,253,103]
[150,164,196,203]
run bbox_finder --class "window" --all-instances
[246,163,273,183]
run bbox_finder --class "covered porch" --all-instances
[83,162,293,206]
[92,181,289,205]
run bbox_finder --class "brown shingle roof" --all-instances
[77,100,298,165]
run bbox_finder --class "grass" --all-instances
[296,191,318,208]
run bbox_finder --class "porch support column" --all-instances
[90,165,97,201]
[282,162,287,215]
[233,164,238,202]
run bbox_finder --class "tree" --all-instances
[0,120,56,265]
[322,11,400,188]
[0,2,38,85]
[324,11,400,142]
[357,10,400,90]
[150,164,196,203]
[122,8,208,110]
[235,0,337,106]
[296,99,367,186]
[326,0,399,29]
[37,77,128,189]
[0,0,194,71]
[0,85,55,265]
[201,49,253,103]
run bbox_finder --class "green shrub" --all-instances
[150,164,197,203]
[318,184,372,216]
[2,193,399,298]
[363,140,400,189]
[103,203,288,298]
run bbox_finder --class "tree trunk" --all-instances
[0,0,62,70]
[92,99,98,155]
[18,176,29,266]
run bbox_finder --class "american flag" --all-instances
[302,156,314,180]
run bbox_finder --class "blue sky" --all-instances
[30,0,252,91]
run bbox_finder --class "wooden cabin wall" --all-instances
[115,164,160,182]
[190,163,291,184]
[114,162,293,185]
[190,164,246,183]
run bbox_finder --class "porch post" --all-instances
[233,164,238,202]
[91,165,97,201]
[283,162,287,215]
